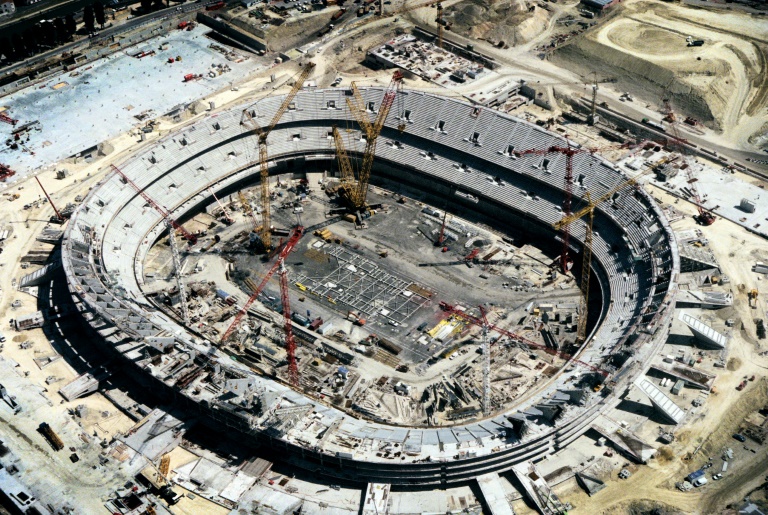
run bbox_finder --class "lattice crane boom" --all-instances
[239,190,259,230]
[241,62,315,250]
[110,164,197,244]
[167,220,191,325]
[220,226,304,343]
[332,125,357,188]
[345,71,404,208]
[110,164,193,324]
[278,261,300,386]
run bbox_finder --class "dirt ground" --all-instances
[533,183,768,515]
[552,0,768,148]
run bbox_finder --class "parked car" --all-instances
[733,433,747,442]
[712,474,723,480]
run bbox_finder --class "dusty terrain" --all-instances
[553,0,768,147]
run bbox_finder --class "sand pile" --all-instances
[447,0,549,46]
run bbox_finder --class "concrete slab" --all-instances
[477,472,516,515]
[0,25,267,178]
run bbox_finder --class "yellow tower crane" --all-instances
[343,70,404,209]
[553,155,658,342]
[241,62,315,250]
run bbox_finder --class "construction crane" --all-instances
[241,62,315,251]
[110,164,194,324]
[239,190,259,231]
[0,112,17,126]
[435,209,448,246]
[110,165,197,244]
[663,115,715,226]
[34,176,64,222]
[331,125,357,190]
[443,304,609,377]
[553,150,659,342]
[278,260,299,386]
[220,226,304,343]
[209,187,233,224]
[436,2,444,49]
[343,70,404,209]
[513,140,639,274]
[478,306,491,416]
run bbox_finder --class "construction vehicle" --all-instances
[348,311,367,326]
[749,289,759,309]
[340,70,404,209]
[241,62,315,251]
[0,112,17,125]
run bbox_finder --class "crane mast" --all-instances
[110,164,194,325]
[278,261,300,386]
[239,190,259,231]
[167,220,191,325]
[479,306,491,416]
[241,62,315,251]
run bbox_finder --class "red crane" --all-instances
[662,118,715,226]
[110,164,198,244]
[34,176,63,221]
[220,226,304,343]
[278,261,299,386]
[513,140,639,273]
[441,303,608,377]
[436,209,448,247]
[0,113,17,126]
